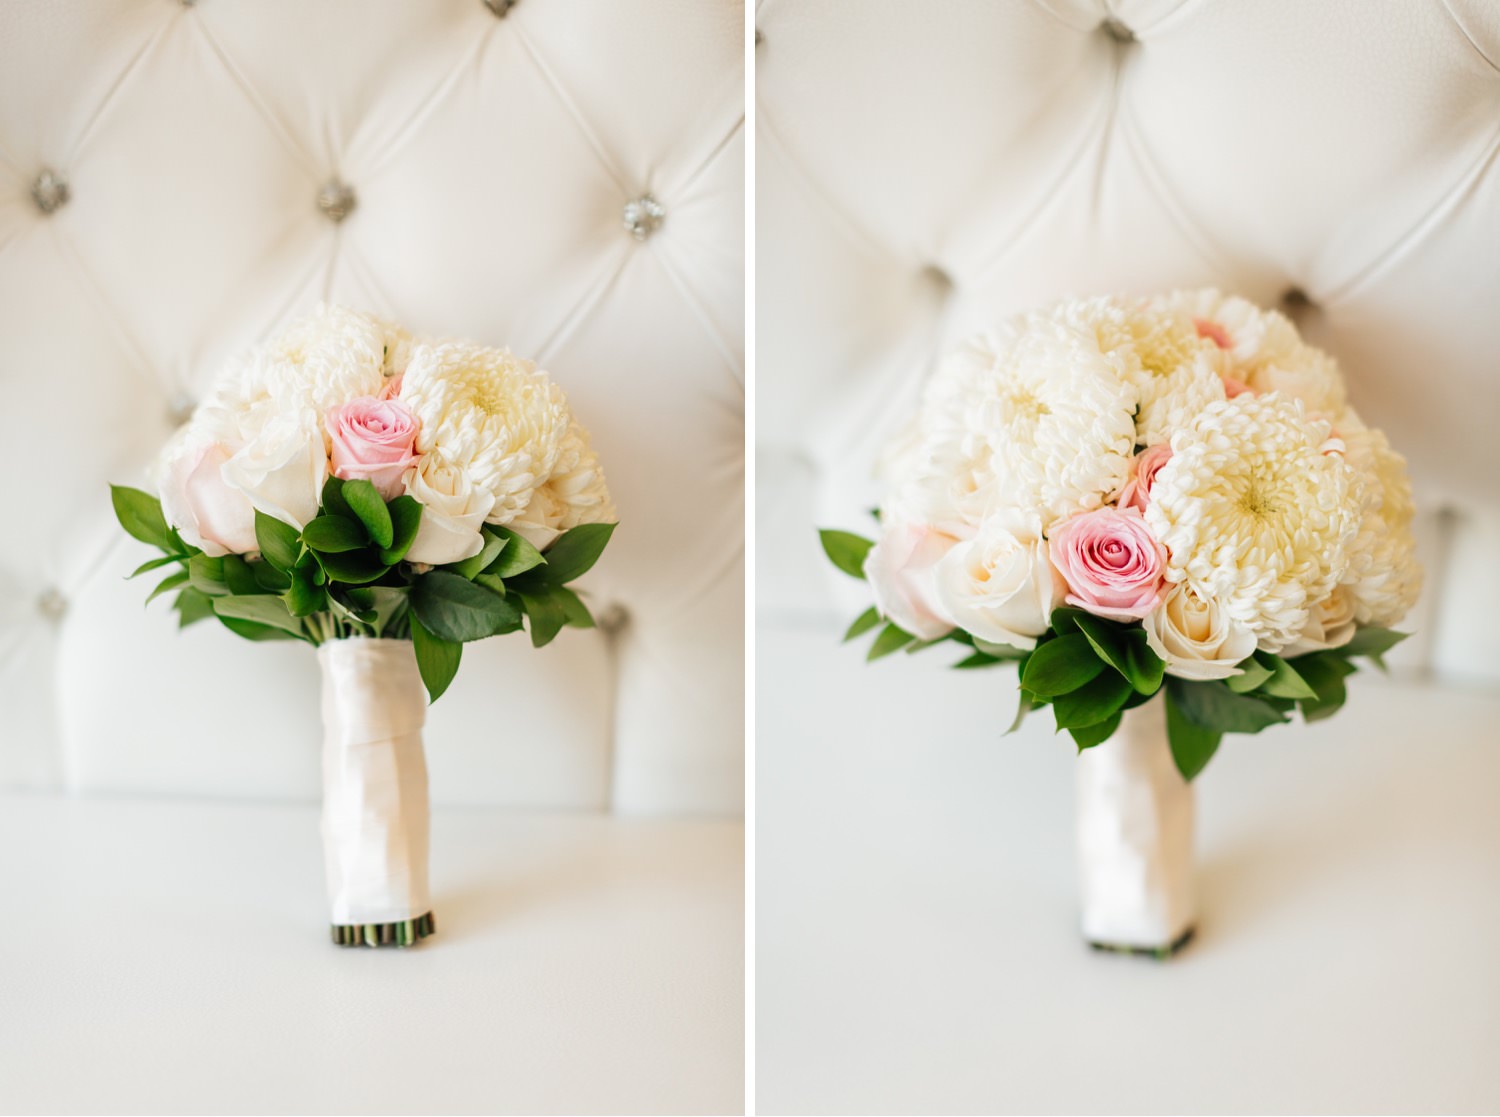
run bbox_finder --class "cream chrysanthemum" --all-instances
[1337,410,1422,626]
[1145,393,1360,651]
[1156,289,1301,375]
[399,340,570,525]
[509,419,617,549]
[263,304,386,412]
[908,315,1138,529]
[1065,297,1227,447]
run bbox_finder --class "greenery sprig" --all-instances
[112,482,615,703]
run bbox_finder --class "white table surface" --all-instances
[756,620,1500,1116]
[0,796,744,1115]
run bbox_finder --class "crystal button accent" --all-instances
[317,180,357,223]
[37,587,67,621]
[167,392,197,426]
[483,0,519,16]
[31,169,70,215]
[1100,17,1136,43]
[595,603,629,635]
[623,195,665,241]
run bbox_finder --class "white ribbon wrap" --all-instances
[1075,698,1195,950]
[318,637,432,927]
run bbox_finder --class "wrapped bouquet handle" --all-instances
[320,638,433,946]
[111,305,617,947]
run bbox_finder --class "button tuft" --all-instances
[483,0,519,16]
[37,587,67,621]
[316,180,357,223]
[1099,17,1136,44]
[31,169,70,215]
[168,392,197,426]
[623,195,665,241]
[595,603,630,635]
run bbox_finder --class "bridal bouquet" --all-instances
[111,305,616,946]
[822,291,1420,781]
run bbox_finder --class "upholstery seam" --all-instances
[532,242,633,364]
[69,11,174,163]
[511,23,630,195]
[1440,0,1500,74]
[650,239,745,384]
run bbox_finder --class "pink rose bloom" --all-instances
[863,521,958,641]
[160,438,258,556]
[1222,375,1254,399]
[1117,443,1173,513]
[378,374,404,401]
[1048,507,1167,621]
[325,397,420,499]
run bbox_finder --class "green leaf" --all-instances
[380,496,423,565]
[1342,626,1409,660]
[955,651,1007,669]
[251,559,291,593]
[342,479,393,550]
[1072,614,1129,673]
[474,573,507,597]
[487,526,547,578]
[128,554,184,578]
[1253,652,1318,700]
[1052,670,1133,730]
[1294,654,1350,723]
[110,485,174,551]
[450,531,507,580]
[1049,606,1090,635]
[843,606,881,643]
[174,587,215,628]
[321,475,352,520]
[518,590,568,648]
[1005,690,1036,735]
[1020,634,1105,697]
[1166,691,1222,781]
[552,586,595,629]
[211,594,307,639]
[254,511,302,572]
[1122,630,1166,696]
[819,529,873,580]
[1069,710,1122,751]
[536,522,617,584]
[221,554,260,596]
[315,550,391,585]
[188,554,229,597]
[1165,676,1287,735]
[301,515,367,553]
[1225,656,1274,693]
[283,564,326,617]
[411,570,523,643]
[867,622,915,661]
[146,569,189,605]
[217,615,299,642]
[411,615,461,702]
[970,638,1028,659]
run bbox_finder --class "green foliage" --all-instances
[110,485,176,552]
[451,531,507,581]
[146,569,189,605]
[867,622,915,660]
[1069,711,1122,752]
[410,570,522,643]
[1165,687,1222,780]
[254,511,302,572]
[211,594,308,640]
[1021,634,1105,697]
[818,529,873,580]
[1052,670,1133,730]
[380,497,422,565]
[411,615,461,702]
[342,479,393,549]
[518,590,568,648]
[1165,675,1287,734]
[843,606,881,643]
[302,515,367,553]
[535,522,616,583]
[486,526,546,578]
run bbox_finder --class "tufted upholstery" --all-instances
[757,0,1500,687]
[0,0,745,815]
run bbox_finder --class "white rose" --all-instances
[863,520,957,641]
[158,433,257,556]
[933,514,1062,651]
[220,407,328,531]
[402,453,496,566]
[1284,585,1357,656]
[1143,582,1257,680]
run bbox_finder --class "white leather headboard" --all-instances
[756,0,1500,686]
[0,0,745,814]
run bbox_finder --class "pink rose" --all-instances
[325,397,420,499]
[1048,507,1166,621]
[1194,317,1232,350]
[378,374,404,401]
[160,438,258,557]
[1117,444,1173,513]
[863,521,958,640]
[1222,375,1254,399]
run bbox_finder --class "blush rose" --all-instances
[1048,506,1167,621]
[325,397,420,499]
[1117,444,1173,513]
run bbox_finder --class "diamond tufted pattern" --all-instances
[0,0,745,814]
[757,0,1500,686]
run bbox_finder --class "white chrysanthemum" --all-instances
[905,315,1138,529]
[1247,344,1346,419]
[1337,411,1422,626]
[399,340,570,525]
[509,419,617,550]
[1145,393,1360,651]
[1064,297,1227,447]
[263,304,386,412]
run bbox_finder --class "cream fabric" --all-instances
[0,0,745,813]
